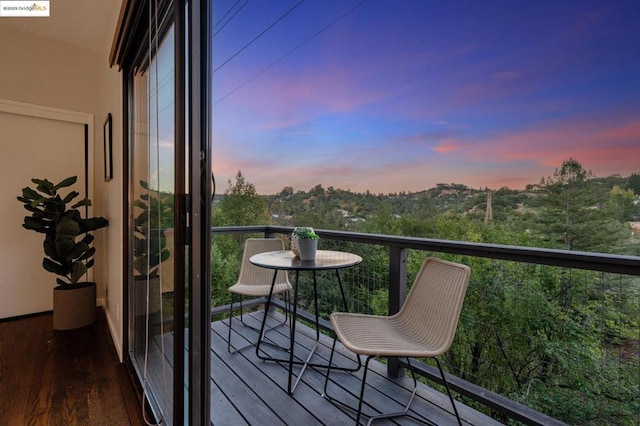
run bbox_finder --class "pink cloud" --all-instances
[221,63,394,119]
[453,115,640,185]
[433,139,465,154]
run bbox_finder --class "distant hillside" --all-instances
[239,173,638,226]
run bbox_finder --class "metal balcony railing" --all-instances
[211,225,640,425]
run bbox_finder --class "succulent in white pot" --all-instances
[291,227,319,261]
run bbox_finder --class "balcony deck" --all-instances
[208,310,502,425]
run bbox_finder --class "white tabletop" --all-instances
[250,250,362,271]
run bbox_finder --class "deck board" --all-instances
[212,323,330,425]
[213,317,354,425]
[211,379,249,425]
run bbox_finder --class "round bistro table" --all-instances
[250,249,362,394]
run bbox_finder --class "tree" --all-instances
[309,184,325,198]
[535,158,625,252]
[279,186,294,198]
[211,171,268,308]
[607,185,636,222]
[539,158,591,249]
[626,172,640,195]
[214,170,267,226]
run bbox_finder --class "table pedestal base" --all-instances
[256,269,361,394]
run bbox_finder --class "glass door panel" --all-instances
[121,0,209,422]
[128,24,178,424]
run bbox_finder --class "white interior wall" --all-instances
[0,105,89,318]
[0,6,125,360]
[97,61,125,360]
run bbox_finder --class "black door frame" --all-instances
[113,0,211,423]
[187,0,212,423]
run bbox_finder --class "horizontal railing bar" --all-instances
[211,297,266,317]
[212,226,640,276]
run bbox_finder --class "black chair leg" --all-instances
[229,292,290,354]
[324,352,426,426]
[228,295,253,354]
[227,295,234,353]
[322,339,370,424]
[435,357,462,426]
[355,355,373,425]
[322,337,339,398]
[312,271,320,340]
[281,291,287,323]
[361,357,418,425]
[322,334,362,385]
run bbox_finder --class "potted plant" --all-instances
[132,180,171,315]
[17,176,108,330]
[291,227,319,260]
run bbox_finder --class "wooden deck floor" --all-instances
[210,311,502,426]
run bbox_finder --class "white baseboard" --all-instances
[104,306,124,362]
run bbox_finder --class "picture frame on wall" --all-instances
[103,113,113,181]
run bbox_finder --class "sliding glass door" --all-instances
[129,21,178,423]
[114,0,211,424]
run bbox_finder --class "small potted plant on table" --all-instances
[291,227,319,261]
[18,176,108,330]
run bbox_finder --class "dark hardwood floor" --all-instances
[0,309,145,426]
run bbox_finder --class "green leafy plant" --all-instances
[293,227,319,239]
[17,176,109,287]
[133,180,170,278]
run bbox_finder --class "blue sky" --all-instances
[211,0,640,194]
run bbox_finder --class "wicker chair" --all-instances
[227,238,292,354]
[323,257,471,425]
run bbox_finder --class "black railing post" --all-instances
[388,246,408,377]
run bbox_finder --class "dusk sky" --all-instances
[211,0,640,195]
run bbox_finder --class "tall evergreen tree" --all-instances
[626,172,640,195]
[536,158,625,252]
[214,170,267,226]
